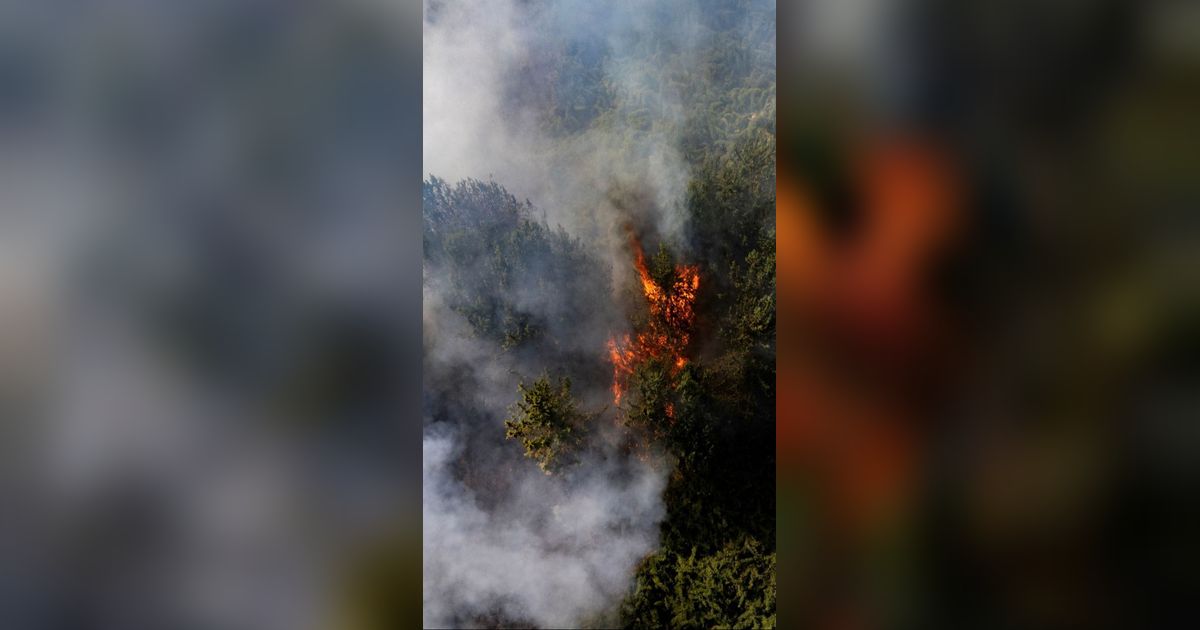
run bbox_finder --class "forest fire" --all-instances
[607,235,700,406]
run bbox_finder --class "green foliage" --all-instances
[724,243,776,354]
[664,365,718,472]
[624,358,675,445]
[622,537,776,629]
[650,243,676,292]
[687,131,777,283]
[504,374,594,474]
[720,239,777,409]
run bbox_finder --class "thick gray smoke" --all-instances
[420,0,757,626]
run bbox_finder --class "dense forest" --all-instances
[422,1,775,627]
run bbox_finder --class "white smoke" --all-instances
[422,0,703,258]
[422,428,665,628]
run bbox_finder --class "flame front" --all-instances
[607,235,700,407]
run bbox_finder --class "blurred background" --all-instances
[0,1,423,629]
[777,0,1198,628]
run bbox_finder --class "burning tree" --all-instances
[432,171,776,627]
[607,235,701,409]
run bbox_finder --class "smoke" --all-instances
[422,243,666,625]
[422,0,720,264]
[420,1,773,625]
[423,427,665,628]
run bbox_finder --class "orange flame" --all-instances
[607,234,700,407]
[607,334,636,405]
